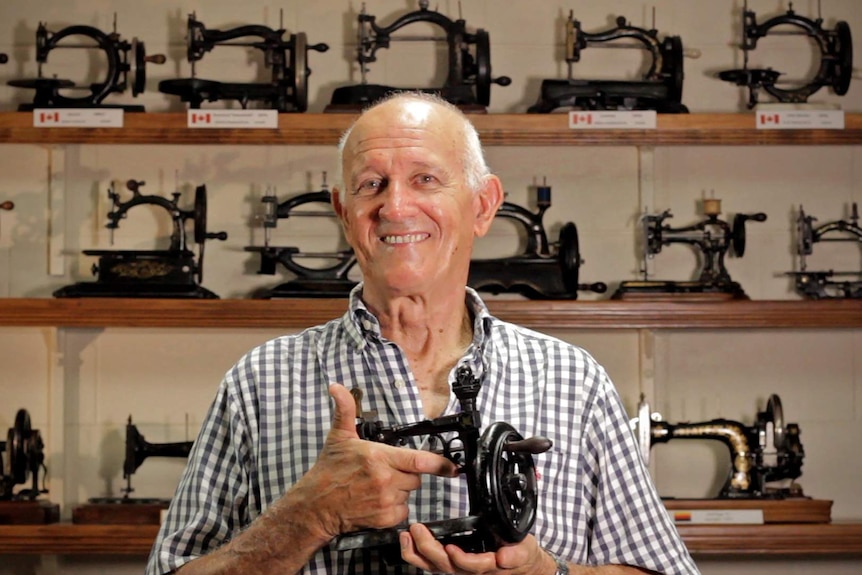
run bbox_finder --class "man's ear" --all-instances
[331,187,349,231]
[474,175,504,238]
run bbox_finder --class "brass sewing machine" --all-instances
[54,179,227,299]
[245,175,358,298]
[529,10,688,113]
[468,180,607,299]
[632,394,830,523]
[612,198,767,300]
[334,366,552,562]
[716,0,852,108]
[158,12,328,112]
[73,415,194,525]
[7,16,165,111]
[327,0,511,112]
[0,409,59,524]
[785,203,862,299]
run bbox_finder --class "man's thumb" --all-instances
[328,383,359,437]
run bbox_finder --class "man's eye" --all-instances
[417,174,437,185]
[355,179,383,194]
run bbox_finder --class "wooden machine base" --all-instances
[72,501,168,525]
[0,500,61,524]
[664,498,833,524]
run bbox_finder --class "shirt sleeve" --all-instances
[585,368,700,574]
[144,369,254,575]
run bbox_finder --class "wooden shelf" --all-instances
[1,112,861,146]
[0,298,860,330]
[1,522,861,556]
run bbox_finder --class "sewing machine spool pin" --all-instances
[785,203,862,298]
[717,0,853,108]
[328,1,510,111]
[468,181,607,299]
[334,366,552,557]
[7,17,165,111]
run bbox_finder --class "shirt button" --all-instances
[394,378,406,390]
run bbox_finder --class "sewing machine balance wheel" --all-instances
[665,36,685,104]
[474,29,510,107]
[766,394,786,449]
[291,33,308,112]
[7,409,33,484]
[557,222,583,293]
[475,422,551,544]
[832,21,853,95]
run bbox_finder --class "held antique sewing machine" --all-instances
[334,366,552,560]
[327,0,511,112]
[245,176,359,298]
[158,13,328,112]
[73,416,194,525]
[716,1,852,108]
[612,198,767,300]
[7,17,165,111]
[528,11,689,113]
[785,203,862,299]
[53,179,227,299]
[632,395,830,523]
[468,181,607,299]
[0,409,59,524]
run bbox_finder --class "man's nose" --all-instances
[377,180,416,219]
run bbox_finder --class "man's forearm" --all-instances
[175,490,331,575]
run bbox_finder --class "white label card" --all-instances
[569,110,657,129]
[756,110,845,130]
[33,109,124,128]
[187,109,279,128]
[670,509,764,524]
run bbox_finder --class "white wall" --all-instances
[1,0,861,573]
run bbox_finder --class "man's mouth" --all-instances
[380,233,429,245]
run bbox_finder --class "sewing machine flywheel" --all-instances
[6,409,33,484]
[475,422,541,544]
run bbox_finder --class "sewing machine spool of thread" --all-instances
[703,198,721,216]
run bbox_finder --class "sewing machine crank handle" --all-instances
[731,212,767,257]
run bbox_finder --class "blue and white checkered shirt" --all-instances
[146,286,699,575]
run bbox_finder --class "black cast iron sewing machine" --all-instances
[333,366,552,560]
[327,0,511,112]
[245,176,359,298]
[73,415,194,524]
[159,13,329,112]
[716,1,852,108]
[632,394,805,500]
[468,181,606,299]
[0,409,59,524]
[54,179,227,299]
[529,11,688,113]
[612,198,766,300]
[785,203,862,299]
[8,16,165,111]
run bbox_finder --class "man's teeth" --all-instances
[382,234,426,244]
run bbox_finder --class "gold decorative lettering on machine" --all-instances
[112,260,176,280]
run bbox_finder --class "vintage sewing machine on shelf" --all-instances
[612,198,766,300]
[0,409,59,524]
[716,0,852,109]
[632,394,831,523]
[785,203,862,299]
[7,16,165,111]
[327,0,510,112]
[468,180,606,299]
[73,415,194,525]
[53,179,227,299]
[158,12,328,112]
[334,366,552,561]
[528,10,690,113]
[245,176,358,298]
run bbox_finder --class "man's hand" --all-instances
[399,525,555,575]
[288,384,459,542]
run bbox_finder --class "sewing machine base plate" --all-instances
[72,499,170,525]
[0,500,61,525]
[53,282,219,299]
[612,280,749,301]
[326,84,487,114]
[253,278,358,299]
[663,498,832,523]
